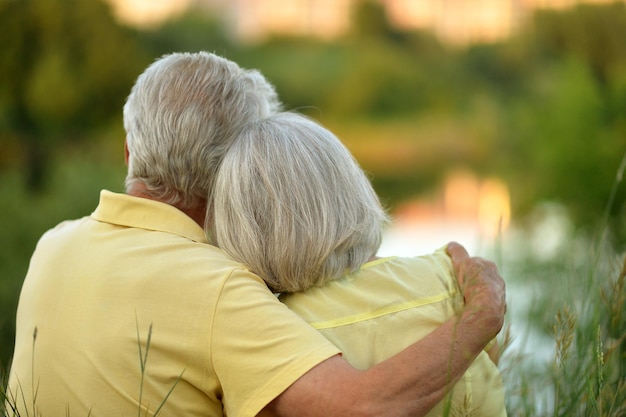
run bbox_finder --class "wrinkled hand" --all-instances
[446,241,506,338]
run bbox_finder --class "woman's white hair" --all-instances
[124,51,281,209]
[212,112,390,293]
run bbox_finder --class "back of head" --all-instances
[213,112,389,293]
[124,51,281,209]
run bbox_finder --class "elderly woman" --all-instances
[211,112,507,417]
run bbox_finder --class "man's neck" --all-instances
[127,183,207,227]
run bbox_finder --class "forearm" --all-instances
[357,307,499,417]
[266,309,499,417]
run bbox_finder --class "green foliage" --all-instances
[350,0,398,41]
[136,11,232,58]
[530,2,626,85]
[506,58,625,229]
[0,0,146,131]
[501,233,626,416]
[0,0,149,189]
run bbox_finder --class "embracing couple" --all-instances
[6,52,507,417]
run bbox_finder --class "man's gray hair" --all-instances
[124,51,281,209]
[213,112,390,293]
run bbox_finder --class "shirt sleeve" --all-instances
[211,268,341,417]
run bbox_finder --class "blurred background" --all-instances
[1,0,625,414]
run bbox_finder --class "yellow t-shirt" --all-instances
[7,190,339,417]
[280,249,507,417]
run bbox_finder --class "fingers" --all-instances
[446,241,469,262]
[446,241,469,287]
[446,242,507,339]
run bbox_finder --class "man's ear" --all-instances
[124,141,130,166]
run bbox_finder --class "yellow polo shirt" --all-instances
[7,190,339,417]
[280,249,507,417]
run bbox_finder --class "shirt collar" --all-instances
[91,190,209,244]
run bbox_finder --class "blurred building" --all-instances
[107,0,626,45]
[384,0,523,45]
[224,0,353,42]
[106,0,193,27]
[523,0,620,9]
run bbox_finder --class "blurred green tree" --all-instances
[0,0,149,191]
[137,10,231,58]
[531,2,626,87]
[504,3,626,244]
[508,59,616,212]
[351,0,398,42]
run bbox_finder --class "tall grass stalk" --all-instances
[135,320,185,417]
[1,322,183,417]
[502,246,625,416]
